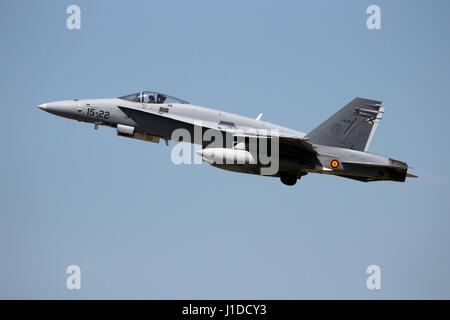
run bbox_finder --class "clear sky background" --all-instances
[1,0,449,299]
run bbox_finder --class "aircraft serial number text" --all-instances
[87,107,110,119]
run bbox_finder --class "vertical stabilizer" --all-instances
[306,97,384,151]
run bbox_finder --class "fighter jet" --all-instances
[37,91,416,186]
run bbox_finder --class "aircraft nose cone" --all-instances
[37,100,79,118]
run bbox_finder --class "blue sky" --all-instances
[1,0,449,299]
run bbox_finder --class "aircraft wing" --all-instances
[118,104,316,153]
[274,134,316,153]
[232,132,315,153]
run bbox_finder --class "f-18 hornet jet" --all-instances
[38,91,416,186]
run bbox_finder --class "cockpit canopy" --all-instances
[118,91,189,104]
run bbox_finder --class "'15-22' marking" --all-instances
[87,107,110,119]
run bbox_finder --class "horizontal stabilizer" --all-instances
[339,159,409,182]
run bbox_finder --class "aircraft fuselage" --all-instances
[38,93,415,185]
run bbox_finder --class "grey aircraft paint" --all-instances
[37,91,416,186]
